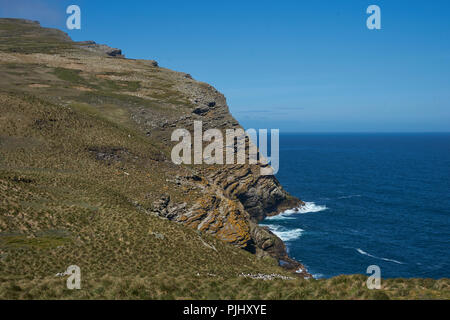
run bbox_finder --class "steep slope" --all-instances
[1,19,448,300]
[0,18,305,275]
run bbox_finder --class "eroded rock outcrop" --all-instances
[77,41,125,58]
[0,18,309,276]
[138,77,307,273]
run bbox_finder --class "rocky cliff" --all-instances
[0,18,308,276]
[1,19,448,300]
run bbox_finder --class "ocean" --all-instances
[261,133,450,279]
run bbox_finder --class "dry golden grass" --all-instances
[0,18,448,300]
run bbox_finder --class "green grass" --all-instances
[102,79,141,92]
[0,18,448,300]
[0,234,71,250]
[53,67,86,84]
[0,90,447,300]
[0,274,448,300]
[52,68,142,93]
[0,92,288,294]
[0,19,74,54]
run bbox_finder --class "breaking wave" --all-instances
[356,248,404,265]
[265,202,328,221]
[298,202,328,213]
[263,224,304,241]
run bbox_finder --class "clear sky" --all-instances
[1,0,449,132]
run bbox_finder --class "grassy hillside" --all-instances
[0,19,448,300]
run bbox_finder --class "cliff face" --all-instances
[139,78,304,257]
[0,19,307,275]
[1,19,449,301]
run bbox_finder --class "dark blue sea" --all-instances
[261,133,450,279]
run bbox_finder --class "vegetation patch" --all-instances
[0,232,71,250]
[0,19,448,300]
[52,67,86,84]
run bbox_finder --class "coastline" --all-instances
[260,204,312,278]
[260,202,330,278]
[0,18,449,300]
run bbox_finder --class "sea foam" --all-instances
[263,224,304,241]
[356,248,404,265]
[298,202,328,213]
[265,202,328,221]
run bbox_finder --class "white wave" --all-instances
[356,248,404,265]
[263,224,304,241]
[337,194,361,200]
[265,212,295,221]
[297,202,328,213]
[295,267,305,274]
[265,202,328,221]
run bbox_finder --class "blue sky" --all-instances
[1,0,449,132]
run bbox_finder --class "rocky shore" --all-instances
[1,18,448,300]
[0,18,310,277]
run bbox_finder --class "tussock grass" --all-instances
[0,19,448,300]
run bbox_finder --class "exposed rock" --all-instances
[139,59,159,67]
[0,18,310,277]
[77,41,125,58]
[151,194,171,216]
[192,106,210,115]
[129,66,308,273]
